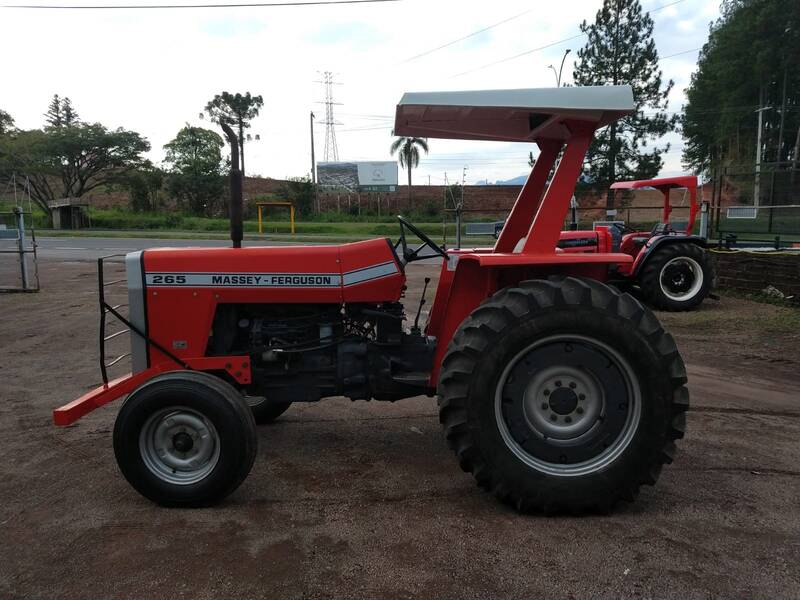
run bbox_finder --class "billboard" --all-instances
[318,161,398,192]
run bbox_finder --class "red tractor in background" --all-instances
[557,175,713,311]
[54,85,688,514]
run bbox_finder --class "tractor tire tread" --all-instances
[437,276,688,514]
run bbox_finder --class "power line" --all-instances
[660,47,700,60]
[450,33,585,78]
[399,8,532,64]
[2,0,397,9]
[449,0,690,78]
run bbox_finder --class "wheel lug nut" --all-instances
[555,380,562,387]
[550,414,557,422]
[578,393,586,400]
[543,389,550,396]
[576,407,584,414]
[541,403,549,410]
[564,416,572,423]
[569,382,576,389]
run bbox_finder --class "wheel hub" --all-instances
[172,431,194,453]
[496,335,641,477]
[139,408,220,485]
[547,387,578,415]
[659,255,704,301]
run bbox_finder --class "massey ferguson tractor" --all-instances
[54,85,688,514]
[557,175,713,311]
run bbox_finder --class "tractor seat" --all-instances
[651,222,674,236]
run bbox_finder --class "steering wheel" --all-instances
[395,215,448,264]
[611,222,638,236]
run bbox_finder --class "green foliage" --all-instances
[0,119,150,219]
[44,94,80,128]
[163,125,227,217]
[682,0,800,173]
[390,136,429,198]
[278,176,315,216]
[0,109,14,135]
[573,0,677,190]
[204,91,263,175]
[120,163,164,212]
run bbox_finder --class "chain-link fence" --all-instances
[709,163,800,243]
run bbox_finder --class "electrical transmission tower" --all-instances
[318,71,342,162]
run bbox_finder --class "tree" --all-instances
[44,94,80,128]
[0,123,149,222]
[204,92,263,177]
[279,176,314,217]
[0,109,14,135]
[682,0,800,175]
[390,136,429,202]
[572,0,677,207]
[163,125,227,217]
[120,162,164,212]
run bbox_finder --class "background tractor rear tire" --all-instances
[248,398,292,424]
[437,277,688,514]
[639,242,713,311]
[113,371,258,507]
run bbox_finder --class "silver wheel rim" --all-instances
[494,335,642,477]
[139,407,220,485]
[659,255,703,302]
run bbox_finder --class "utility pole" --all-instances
[754,104,770,207]
[310,111,316,183]
[310,110,319,213]
[456,165,467,250]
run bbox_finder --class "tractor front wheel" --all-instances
[113,371,258,507]
[639,242,713,311]
[437,277,688,514]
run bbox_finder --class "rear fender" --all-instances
[632,235,706,276]
[425,253,620,386]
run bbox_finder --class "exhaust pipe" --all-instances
[220,122,243,249]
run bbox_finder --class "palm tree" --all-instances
[390,136,429,202]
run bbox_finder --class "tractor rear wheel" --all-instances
[113,371,257,507]
[437,277,688,514]
[639,242,712,311]
[247,397,292,424]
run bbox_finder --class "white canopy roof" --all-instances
[393,85,634,143]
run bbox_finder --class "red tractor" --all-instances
[55,85,688,514]
[557,176,713,311]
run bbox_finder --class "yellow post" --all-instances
[257,204,263,234]
[290,205,295,234]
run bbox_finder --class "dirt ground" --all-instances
[1,258,799,600]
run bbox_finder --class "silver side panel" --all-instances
[125,251,148,374]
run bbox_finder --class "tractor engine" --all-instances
[207,302,435,403]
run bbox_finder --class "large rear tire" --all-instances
[639,242,713,311]
[437,277,688,514]
[113,371,258,507]
[248,397,292,425]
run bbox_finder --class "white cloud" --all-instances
[0,0,720,185]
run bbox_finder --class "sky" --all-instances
[0,0,721,186]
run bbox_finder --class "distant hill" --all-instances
[476,175,527,186]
